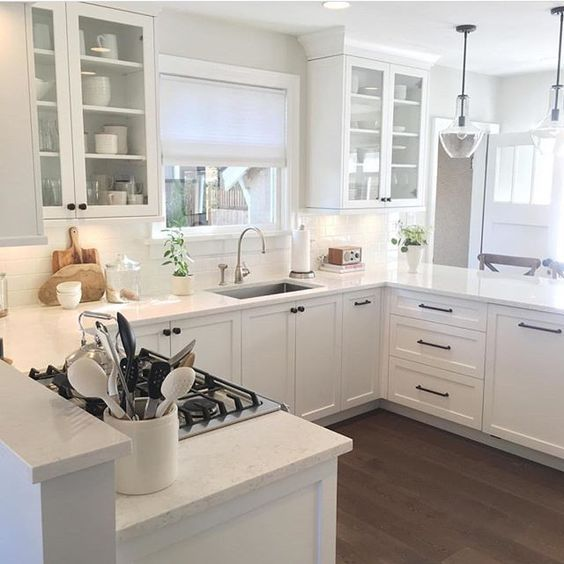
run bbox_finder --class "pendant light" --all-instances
[531,6,564,155]
[439,25,484,159]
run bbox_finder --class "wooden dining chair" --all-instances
[477,253,541,276]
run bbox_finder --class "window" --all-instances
[157,57,299,235]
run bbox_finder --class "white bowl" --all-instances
[57,291,81,310]
[35,78,53,100]
[57,281,82,294]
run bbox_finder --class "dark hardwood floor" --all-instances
[331,411,564,564]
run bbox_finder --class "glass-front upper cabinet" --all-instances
[29,3,159,220]
[30,3,75,220]
[387,65,427,207]
[66,3,159,218]
[345,58,389,208]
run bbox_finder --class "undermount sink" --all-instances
[210,281,321,300]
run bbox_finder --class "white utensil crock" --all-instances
[104,400,178,495]
[95,133,118,154]
[171,275,194,296]
[405,246,424,274]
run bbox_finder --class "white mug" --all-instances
[96,34,118,59]
[103,125,128,154]
[33,22,52,50]
[106,191,127,205]
[95,133,118,155]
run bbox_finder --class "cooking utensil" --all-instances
[51,227,101,274]
[117,312,137,417]
[155,367,196,418]
[144,361,171,420]
[169,339,196,369]
[67,357,128,419]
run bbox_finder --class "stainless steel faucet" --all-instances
[234,227,266,283]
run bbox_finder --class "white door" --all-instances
[295,295,343,420]
[341,290,381,409]
[484,305,564,458]
[172,313,242,384]
[241,303,296,411]
[480,132,556,268]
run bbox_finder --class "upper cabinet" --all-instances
[0,3,46,247]
[29,2,160,220]
[302,31,429,211]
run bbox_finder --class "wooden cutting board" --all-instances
[38,263,106,306]
[51,227,100,274]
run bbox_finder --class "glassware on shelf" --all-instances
[86,179,100,205]
[42,178,62,206]
[38,117,59,152]
[105,254,141,303]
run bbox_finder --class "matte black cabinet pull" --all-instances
[354,300,372,306]
[162,328,171,337]
[66,203,76,211]
[297,306,305,313]
[418,303,453,313]
[417,339,452,351]
[290,307,298,314]
[78,203,87,211]
[172,327,182,335]
[518,322,562,334]
[416,384,449,398]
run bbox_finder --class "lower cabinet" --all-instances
[484,305,564,458]
[341,290,381,409]
[389,357,483,429]
[132,312,241,384]
[242,294,343,420]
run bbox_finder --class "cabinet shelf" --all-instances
[392,131,419,138]
[394,99,421,106]
[350,128,381,135]
[80,55,143,74]
[37,100,57,110]
[39,151,59,157]
[351,93,381,101]
[82,105,144,116]
[391,163,417,168]
[85,153,145,161]
[34,48,55,63]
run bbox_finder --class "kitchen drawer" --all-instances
[390,289,487,331]
[389,315,485,379]
[388,357,483,429]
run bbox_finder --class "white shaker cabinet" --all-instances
[0,3,46,246]
[484,305,564,458]
[29,2,160,220]
[305,54,428,211]
[241,294,342,419]
[341,289,381,409]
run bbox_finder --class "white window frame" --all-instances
[153,55,300,239]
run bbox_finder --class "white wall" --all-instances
[497,70,552,132]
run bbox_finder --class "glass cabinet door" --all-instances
[389,66,426,205]
[345,59,388,207]
[66,3,159,218]
[31,4,75,219]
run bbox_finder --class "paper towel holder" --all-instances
[289,225,315,279]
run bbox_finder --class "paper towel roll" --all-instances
[291,226,311,273]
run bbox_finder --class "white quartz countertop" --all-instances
[0,361,131,483]
[115,410,352,542]
[4,262,564,371]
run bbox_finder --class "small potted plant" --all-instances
[162,228,194,295]
[391,223,430,274]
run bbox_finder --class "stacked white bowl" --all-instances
[56,281,82,309]
[82,76,111,106]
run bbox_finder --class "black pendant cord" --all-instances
[460,29,469,120]
[554,10,564,114]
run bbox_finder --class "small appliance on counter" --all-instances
[319,245,365,274]
[289,225,315,279]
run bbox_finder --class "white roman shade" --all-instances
[160,75,287,167]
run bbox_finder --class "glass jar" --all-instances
[105,254,141,304]
[0,273,7,318]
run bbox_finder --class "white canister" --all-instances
[83,75,111,106]
[103,125,128,154]
[104,400,178,495]
[95,133,118,155]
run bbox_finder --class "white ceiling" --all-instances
[160,1,561,76]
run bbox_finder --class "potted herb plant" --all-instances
[162,228,194,295]
[391,223,430,273]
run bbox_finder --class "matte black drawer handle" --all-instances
[418,303,453,313]
[354,300,372,306]
[518,322,562,334]
[416,384,449,398]
[417,339,452,351]
[162,329,171,337]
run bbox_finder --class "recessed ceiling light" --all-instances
[322,1,351,10]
